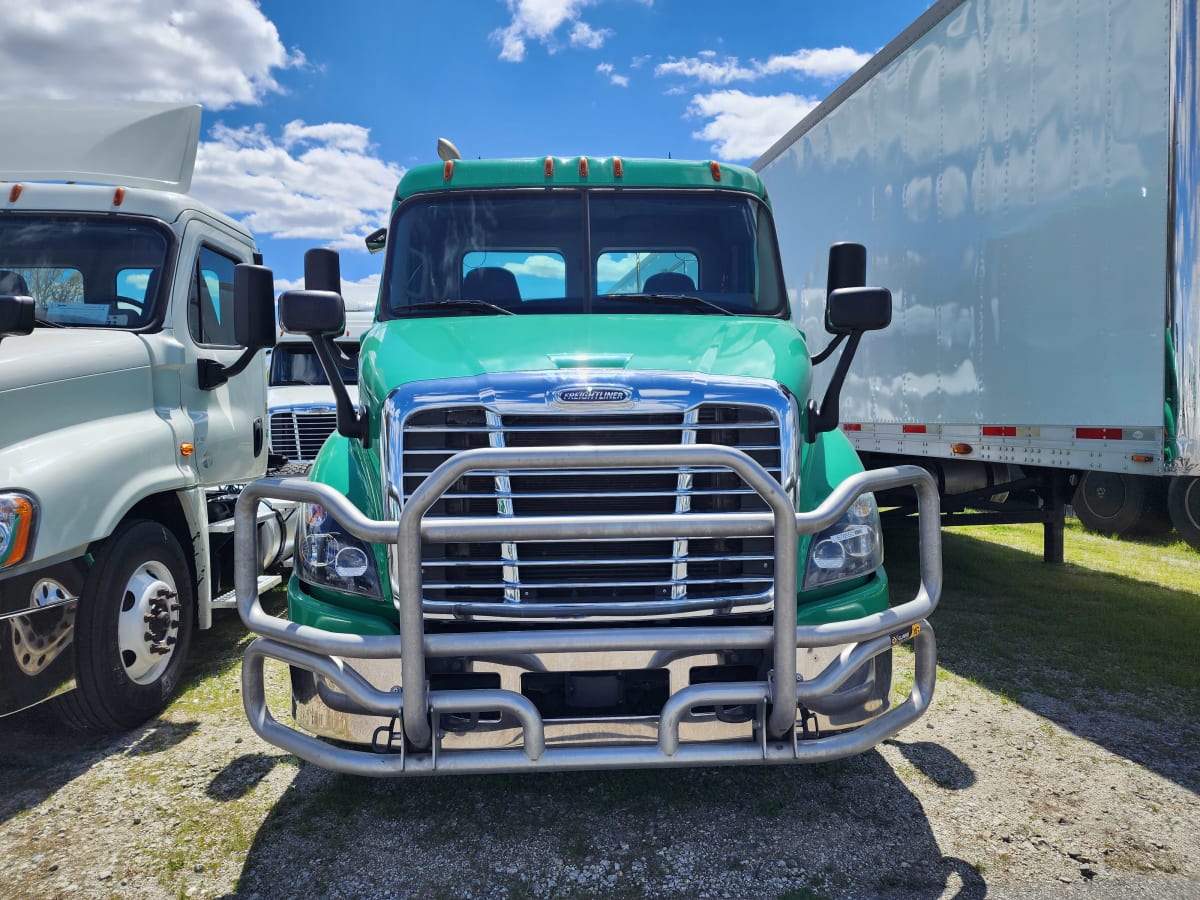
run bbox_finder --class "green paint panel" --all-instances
[397,157,766,205]
[359,314,810,414]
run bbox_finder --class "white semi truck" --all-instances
[0,102,290,729]
[755,0,1200,556]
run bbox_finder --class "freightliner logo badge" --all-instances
[553,387,633,404]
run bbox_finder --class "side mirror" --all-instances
[0,294,35,345]
[826,286,892,335]
[807,244,892,441]
[304,247,342,293]
[199,263,277,389]
[278,289,346,337]
[364,227,387,254]
[234,264,277,351]
[277,283,366,445]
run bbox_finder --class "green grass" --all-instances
[884,518,1200,720]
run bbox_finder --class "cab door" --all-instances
[174,220,266,487]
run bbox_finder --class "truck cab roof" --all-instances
[394,156,768,205]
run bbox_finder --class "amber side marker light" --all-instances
[1131,454,1154,463]
[180,443,195,457]
[951,443,974,455]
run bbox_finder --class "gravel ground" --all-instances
[2,630,1197,900]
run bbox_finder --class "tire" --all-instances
[1072,472,1170,536]
[53,520,195,732]
[1167,476,1200,551]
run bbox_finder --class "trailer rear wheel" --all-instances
[1167,477,1200,551]
[53,520,195,732]
[1072,472,1170,536]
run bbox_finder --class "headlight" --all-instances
[0,492,37,569]
[802,492,883,589]
[295,503,383,600]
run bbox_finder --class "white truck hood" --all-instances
[0,328,151,392]
[268,383,360,413]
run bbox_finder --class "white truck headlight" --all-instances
[296,503,383,600]
[0,492,37,570]
[803,492,883,589]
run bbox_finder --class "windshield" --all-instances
[381,190,787,318]
[0,215,171,330]
[269,343,359,386]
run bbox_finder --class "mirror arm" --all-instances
[311,334,369,447]
[198,347,260,391]
[806,331,863,442]
[810,333,846,366]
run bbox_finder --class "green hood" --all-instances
[358,314,811,414]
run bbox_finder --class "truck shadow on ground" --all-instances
[229,749,985,899]
[0,710,197,828]
[884,525,1200,796]
[0,598,262,828]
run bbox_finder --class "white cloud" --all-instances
[656,46,869,87]
[0,0,303,109]
[610,73,630,88]
[687,90,820,160]
[596,62,614,75]
[759,47,871,80]
[491,0,608,61]
[655,55,756,85]
[502,254,567,280]
[570,21,611,50]
[191,120,403,251]
[275,274,380,309]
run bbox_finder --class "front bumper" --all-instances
[235,445,941,777]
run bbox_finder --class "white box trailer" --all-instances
[755,0,1200,554]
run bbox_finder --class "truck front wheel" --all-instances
[1167,477,1200,551]
[54,520,195,732]
[1072,472,1170,537]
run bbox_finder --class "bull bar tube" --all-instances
[235,445,940,776]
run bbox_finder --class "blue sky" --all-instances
[0,0,932,302]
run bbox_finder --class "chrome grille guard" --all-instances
[235,446,941,776]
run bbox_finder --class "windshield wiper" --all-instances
[33,317,67,328]
[598,292,736,317]
[397,299,516,317]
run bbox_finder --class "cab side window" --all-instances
[188,246,239,346]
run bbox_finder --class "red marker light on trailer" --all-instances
[1076,427,1123,440]
[903,424,927,434]
[982,426,1017,437]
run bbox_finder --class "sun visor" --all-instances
[0,101,201,193]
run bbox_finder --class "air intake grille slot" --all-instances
[270,410,337,463]
[399,402,784,615]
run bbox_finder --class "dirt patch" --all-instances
[2,642,1198,899]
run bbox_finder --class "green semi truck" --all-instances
[232,150,942,775]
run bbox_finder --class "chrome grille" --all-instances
[270,410,337,463]
[385,375,795,618]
